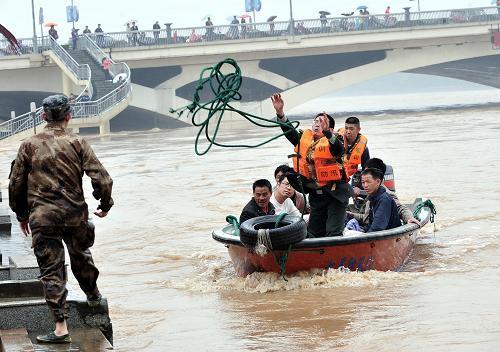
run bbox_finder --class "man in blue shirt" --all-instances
[361,167,401,232]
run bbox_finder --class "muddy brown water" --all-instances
[1,107,499,351]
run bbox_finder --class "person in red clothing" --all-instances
[101,57,111,80]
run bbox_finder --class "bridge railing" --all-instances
[0,36,50,57]
[85,6,500,50]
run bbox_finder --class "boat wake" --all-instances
[159,257,423,293]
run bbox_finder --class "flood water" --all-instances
[1,106,500,351]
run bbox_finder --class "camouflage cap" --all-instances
[42,94,71,121]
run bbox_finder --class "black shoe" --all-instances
[36,331,72,344]
[87,293,102,308]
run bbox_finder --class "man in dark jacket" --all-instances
[361,167,400,232]
[9,94,113,344]
[240,179,275,224]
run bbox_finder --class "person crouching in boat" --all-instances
[270,174,302,218]
[346,158,421,230]
[271,93,350,237]
[239,179,275,225]
[351,167,401,232]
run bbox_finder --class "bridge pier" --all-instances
[99,120,110,135]
[62,72,72,96]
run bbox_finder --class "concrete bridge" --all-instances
[1,6,499,131]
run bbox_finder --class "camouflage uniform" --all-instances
[9,116,113,323]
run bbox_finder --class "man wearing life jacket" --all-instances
[338,116,370,197]
[271,93,350,237]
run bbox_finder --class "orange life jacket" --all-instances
[292,129,343,187]
[338,128,368,177]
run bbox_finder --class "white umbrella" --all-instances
[124,19,138,26]
[112,73,127,83]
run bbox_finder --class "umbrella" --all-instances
[267,15,277,22]
[356,5,368,10]
[201,15,213,22]
[240,13,251,19]
[341,12,354,16]
[226,15,238,22]
[112,73,127,84]
[124,19,138,26]
[319,11,331,16]
[44,22,58,27]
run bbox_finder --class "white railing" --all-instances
[84,6,500,49]
[70,34,131,119]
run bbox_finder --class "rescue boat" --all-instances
[212,199,433,277]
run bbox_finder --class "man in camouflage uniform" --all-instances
[9,95,113,344]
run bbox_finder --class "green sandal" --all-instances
[36,331,72,344]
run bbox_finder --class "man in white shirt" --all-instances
[270,174,302,218]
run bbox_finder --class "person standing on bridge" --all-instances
[8,94,113,344]
[271,93,350,237]
[153,21,161,43]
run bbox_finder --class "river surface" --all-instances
[1,107,500,351]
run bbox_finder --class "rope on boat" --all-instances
[255,229,273,256]
[225,215,240,236]
[169,58,301,156]
[413,199,437,233]
[272,245,292,281]
[413,199,437,223]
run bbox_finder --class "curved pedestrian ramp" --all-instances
[0,36,132,143]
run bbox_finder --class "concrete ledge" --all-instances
[0,267,8,281]
[0,215,11,235]
[0,279,44,299]
[9,255,40,280]
[0,299,113,345]
[0,328,34,352]
[29,328,114,351]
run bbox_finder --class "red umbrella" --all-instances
[240,13,251,19]
[44,22,58,27]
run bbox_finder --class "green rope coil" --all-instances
[225,215,240,236]
[169,58,300,156]
[413,199,437,223]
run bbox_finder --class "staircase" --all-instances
[0,35,132,142]
[68,49,117,100]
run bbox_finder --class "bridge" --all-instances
[0,6,499,140]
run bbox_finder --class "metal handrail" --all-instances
[72,34,131,118]
[0,36,50,57]
[0,35,132,140]
[83,6,500,49]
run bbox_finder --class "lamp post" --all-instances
[410,0,421,12]
[31,0,38,52]
[289,0,295,35]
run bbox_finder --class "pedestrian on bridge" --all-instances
[153,21,161,42]
[9,94,114,344]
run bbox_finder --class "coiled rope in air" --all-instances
[173,58,306,280]
[169,58,301,156]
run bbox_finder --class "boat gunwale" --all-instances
[212,201,431,249]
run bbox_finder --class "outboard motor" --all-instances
[384,165,396,192]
